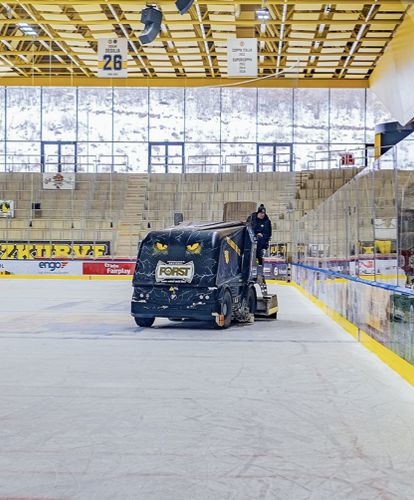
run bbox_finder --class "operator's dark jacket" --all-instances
[249,212,272,247]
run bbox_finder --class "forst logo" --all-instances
[38,261,69,272]
[155,261,194,283]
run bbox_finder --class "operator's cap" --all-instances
[257,204,266,213]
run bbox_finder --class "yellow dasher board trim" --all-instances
[291,281,414,388]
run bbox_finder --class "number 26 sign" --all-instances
[98,38,128,78]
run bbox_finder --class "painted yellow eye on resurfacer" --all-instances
[186,242,201,254]
[155,242,168,251]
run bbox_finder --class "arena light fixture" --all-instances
[175,0,194,15]
[255,7,270,21]
[17,22,37,36]
[139,6,162,44]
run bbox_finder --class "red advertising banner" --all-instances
[83,262,135,276]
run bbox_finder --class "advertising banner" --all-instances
[83,261,135,276]
[0,260,82,275]
[43,173,75,190]
[98,38,128,78]
[0,200,14,218]
[0,241,111,260]
[227,38,257,77]
[263,259,289,280]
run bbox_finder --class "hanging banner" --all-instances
[0,241,111,260]
[43,173,75,190]
[227,38,257,77]
[98,38,128,78]
[0,200,14,218]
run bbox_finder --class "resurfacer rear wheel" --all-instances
[134,317,155,327]
[247,287,257,315]
[214,290,233,329]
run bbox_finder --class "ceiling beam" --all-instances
[0,75,370,87]
[6,0,413,5]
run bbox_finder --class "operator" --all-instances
[250,204,272,264]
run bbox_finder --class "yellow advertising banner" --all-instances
[0,241,111,260]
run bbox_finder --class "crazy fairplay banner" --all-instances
[0,241,111,259]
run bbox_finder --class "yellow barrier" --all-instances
[291,281,414,388]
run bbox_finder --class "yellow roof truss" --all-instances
[0,1,410,86]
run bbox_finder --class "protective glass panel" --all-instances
[329,89,365,143]
[394,141,414,288]
[5,141,40,172]
[42,87,77,141]
[167,144,183,173]
[60,143,77,172]
[185,88,220,142]
[275,145,292,171]
[43,143,59,172]
[0,142,4,172]
[185,143,221,173]
[149,143,167,173]
[294,88,329,143]
[221,143,257,172]
[113,142,148,172]
[257,88,293,142]
[257,144,274,172]
[113,87,148,142]
[366,90,395,137]
[78,88,113,142]
[149,88,184,142]
[292,136,414,370]
[0,87,4,143]
[77,142,113,172]
[221,88,257,142]
[294,143,329,170]
[292,265,414,367]
[7,87,41,141]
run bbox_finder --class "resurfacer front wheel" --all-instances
[134,317,155,327]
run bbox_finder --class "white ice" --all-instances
[1,279,414,499]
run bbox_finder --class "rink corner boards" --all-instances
[290,281,414,389]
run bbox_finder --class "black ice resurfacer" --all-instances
[131,221,278,328]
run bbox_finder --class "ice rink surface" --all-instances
[1,279,414,500]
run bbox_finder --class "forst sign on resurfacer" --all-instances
[155,261,195,283]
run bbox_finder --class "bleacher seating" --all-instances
[0,167,361,258]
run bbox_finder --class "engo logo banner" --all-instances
[38,261,69,272]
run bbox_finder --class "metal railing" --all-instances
[1,154,130,173]
[306,147,374,170]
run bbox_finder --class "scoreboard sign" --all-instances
[98,38,128,78]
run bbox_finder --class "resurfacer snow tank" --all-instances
[131,220,278,328]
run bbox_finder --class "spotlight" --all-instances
[17,22,37,36]
[139,6,162,44]
[256,7,270,21]
[175,0,194,15]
